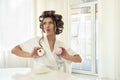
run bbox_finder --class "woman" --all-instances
[11,10,82,72]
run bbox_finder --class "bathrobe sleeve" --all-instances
[57,40,78,56]
[19,36,40,53]
[56,40,79,64]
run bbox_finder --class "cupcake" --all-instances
[54,47,62,55]
[37,48,45,56]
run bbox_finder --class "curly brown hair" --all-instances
[39,10,64,35]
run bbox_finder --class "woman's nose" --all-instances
[45,24,50,28]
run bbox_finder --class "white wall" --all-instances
[98,0,120,79]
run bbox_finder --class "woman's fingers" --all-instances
[34,47,41,52]
[31,47,42,58]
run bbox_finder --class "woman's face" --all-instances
[43,17,56,36]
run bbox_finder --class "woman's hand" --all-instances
[59,47,71,60]
[59,47,82,62]
[31,47,41,58]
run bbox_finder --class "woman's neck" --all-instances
[47,35,56,52]
[47,35,56,42]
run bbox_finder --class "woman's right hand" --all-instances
[31,47,41,58]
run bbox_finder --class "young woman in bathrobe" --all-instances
[11,11,82,72]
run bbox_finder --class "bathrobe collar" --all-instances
[41,35,58,68]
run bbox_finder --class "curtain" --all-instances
[98,0,120,79]
[0,0,34,68]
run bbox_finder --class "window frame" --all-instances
[69,1,98,75]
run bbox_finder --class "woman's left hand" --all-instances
[59,47,71,60]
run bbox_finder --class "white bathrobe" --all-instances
[20,35,77,72]
[12,35,80,80]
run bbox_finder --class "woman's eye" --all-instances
[49,22,53,24]
[43,22,46,25]
[43,22,54,26]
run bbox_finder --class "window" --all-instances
[70,1,98,75]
